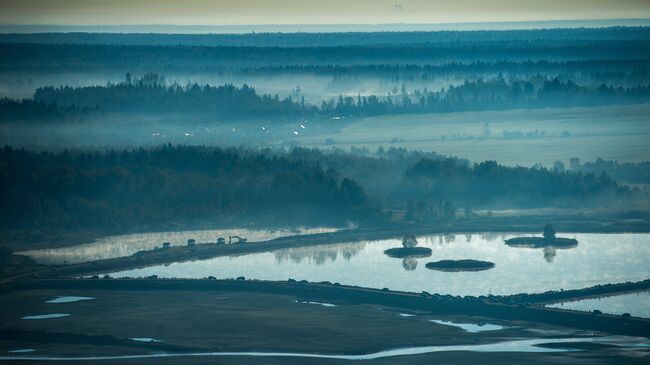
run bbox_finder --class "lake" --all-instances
[110,233,650,297]
[546,291,650,318]
[17,227,339,265]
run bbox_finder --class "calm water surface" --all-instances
[547,291,650,318]
[111,233,650,296]
[18,227,338,265]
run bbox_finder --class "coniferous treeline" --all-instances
[2,40,649,72]
[402,159,624,207]
[568,158,650,184]
[321,77,650,115]
[0,145,631,232]
[33,74,305,119]
[3,27,649,47]
[5,75,647,122]
[0,145,376,231]
[240,60,650,84]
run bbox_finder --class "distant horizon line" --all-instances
[2,18,649,34]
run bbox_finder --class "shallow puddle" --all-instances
[46,296,94,304]
[431,319,504,333]
[21,314,70,320]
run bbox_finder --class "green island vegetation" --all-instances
[505,224,579,248]
[425,259,496,272]
[383,234,432,258]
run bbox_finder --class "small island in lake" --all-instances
[505,224,578,248]
[425,260,495,272]
[384,234,432,258]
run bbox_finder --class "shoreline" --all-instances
[6,217,650,283]
[4,209,650,253]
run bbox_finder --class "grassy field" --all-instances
[293,104,650,166]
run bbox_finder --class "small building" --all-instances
[187,239,196,247]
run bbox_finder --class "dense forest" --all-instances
[33,74,304,120]
[0,145,632,232]
[402,158,623,207]
[0,145,377,231]
[3,27,649,47]
[2,39,649,73]
[0,74,644,122]
[568,158,650,184]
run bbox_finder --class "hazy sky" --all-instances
[0,0,648,26]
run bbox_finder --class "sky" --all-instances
[0,0,649,26]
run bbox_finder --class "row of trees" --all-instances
[3,39,649,72]
[3,27,647,47]
[321,78,650,115]
[245,59,650,84]
[33,76,304,119]
[1,75,647,123]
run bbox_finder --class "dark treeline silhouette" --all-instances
[0,145,631,233]
[3,75,647,123]
[33,74,304,120]
[291,146,629,209]
[321,77,650,115]
[0,98,64,121]
[0,97,97,122]
[2,27,648,47]
[403,158,625,207]
[241,60,650,85]
[568,158,650,184]
[0,145,376,231]
[2,40,649,72]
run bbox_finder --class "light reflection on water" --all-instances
[546,291,650,318]
[111,233,650,297]
[17,227,339,265]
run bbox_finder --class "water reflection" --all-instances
[546,291,650,318]
[18,227,339,265]
[507,239,578,263]
[543,247,556,263]
[402,257,418,271]
[274,241,366,265]
[112,233,650,297]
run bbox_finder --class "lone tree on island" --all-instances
[402,234,418,248]
[543,224,556,241]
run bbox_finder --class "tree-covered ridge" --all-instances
[2,27,649,47]
[2,40,649,72]
[241,59,650,84]
[33,74,304,119]
[0,145,375,231]
[0,145,633,233]
[403,159,624,207]
[7,75,646,122]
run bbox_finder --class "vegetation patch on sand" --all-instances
[425,260,495,272]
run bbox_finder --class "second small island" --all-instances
[425,259,495,272]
